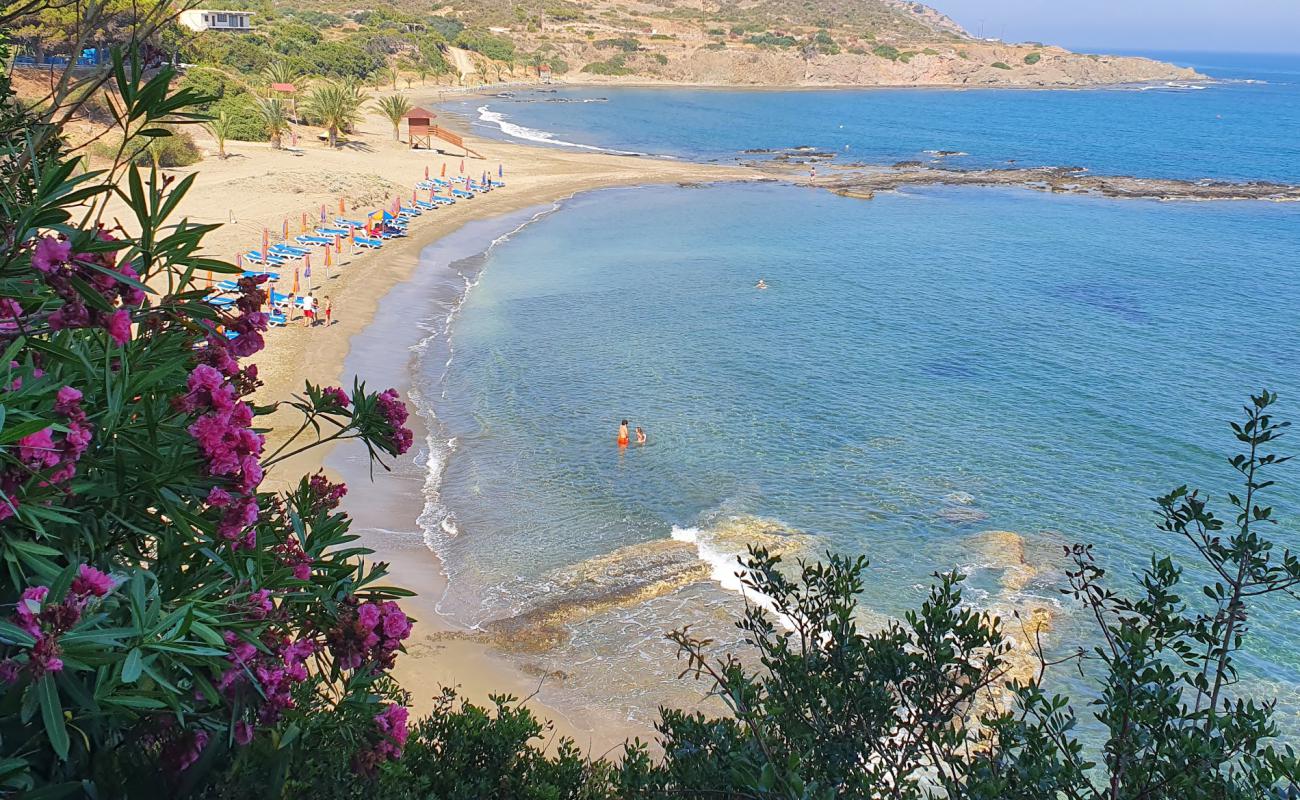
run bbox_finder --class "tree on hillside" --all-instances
[257,96,292,149]
[374,94,413,142]
[303,81,364,148]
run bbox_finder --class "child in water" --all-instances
[617,420,630,447]
[635,427,647,445]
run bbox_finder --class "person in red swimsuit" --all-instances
[617,419,630,447]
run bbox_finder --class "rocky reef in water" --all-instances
[812,165,1300,202]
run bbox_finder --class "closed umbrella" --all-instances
[441,162,446,177]
[261,229,269,264]
[292,268,299,295]
[303,256,312,293]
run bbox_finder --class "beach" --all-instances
[139,95,761,750]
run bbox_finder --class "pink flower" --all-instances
[71,565,114,598]
[0,659,20,684]
[322,386,351,409]
[32,236,71,274]
[234,720,255,746]
[54,386,82,412]
[16,586,48,636]
[16,429,58,469]
[104,309,131,345]
[376,389,414,455]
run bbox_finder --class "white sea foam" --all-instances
[475,105,649,156]
[670,524,798,631]
[410,202,570,601]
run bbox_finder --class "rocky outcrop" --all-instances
[820,165,1300,202]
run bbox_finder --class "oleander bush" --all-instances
[0,43,418,797]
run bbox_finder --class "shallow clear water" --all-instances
[445,51,1300,182]
[418,52,1300,725]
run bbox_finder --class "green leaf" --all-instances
[37,674,70,760]
[122,649,143,683]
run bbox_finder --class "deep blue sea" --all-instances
[420,52,1300,727]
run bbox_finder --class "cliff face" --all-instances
[648,45,1200,88]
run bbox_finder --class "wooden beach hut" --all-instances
[403,107,437,150]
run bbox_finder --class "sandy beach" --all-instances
[130,94,763,751]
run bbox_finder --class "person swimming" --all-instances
[618,419,630,447]
[755,278,768,289]
[635,426,647,445]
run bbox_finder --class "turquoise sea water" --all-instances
[418,53,1300,725]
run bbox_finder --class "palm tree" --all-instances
[204,110,232,159]
[258,97,291,150]
[374,94,412,142]
[304,82,364,148]
[262,61,302,88]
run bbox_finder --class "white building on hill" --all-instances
[178,9,254,32]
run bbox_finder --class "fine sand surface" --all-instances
[123,98,763,751]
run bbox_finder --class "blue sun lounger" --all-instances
[243,270,280,281]
[353,235,383,248]
[271,244,311,258]
[244,251,287,265]
[414,199,437,211]
[335,217,366,229]
[268,312,287,327]
[489,180,506,188]
[430,196,456,206]
[206,295,236,308]
[296,235,334,247]
[416,180,435,190]
[451,188,473,199]
[399,206,421,217]
[215,280,240,293]
[316,227,350,236]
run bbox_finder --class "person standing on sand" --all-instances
[618,420,630,447]
[285,291,297,321]
[303,293,316,326]
[324,296,333,326]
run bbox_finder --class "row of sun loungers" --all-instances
[211,172,508,317]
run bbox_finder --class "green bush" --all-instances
[991,61,1013,69]
[704,41,727,51]
[453,30,516,61]
[209,95,268,142]
[131,127,202,168]
[872,43,900,60]
[706,27,726,35]
[595,36,639,51]
[745,32,798,47]
[651,52,668,65]
[1024,51,1042,65]
[581,54,632,75]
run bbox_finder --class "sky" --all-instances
[931,0,1300,54]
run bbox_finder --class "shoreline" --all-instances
[224,111,760,749]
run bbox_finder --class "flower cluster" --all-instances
[31,231,144,345]
[271,537,313,581]
[142,717,210,776]
[325,597,411,672]
[321,386,351,411]
[352,704,410,775]
[179,364,265,548]
[218,630,316,734]
[0,384,94,521]
[376,388,414,455]
[307,472,348,512]
[1,565,114,681]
